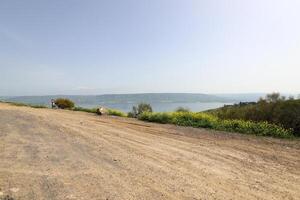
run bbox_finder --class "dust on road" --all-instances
[0,103,299,200]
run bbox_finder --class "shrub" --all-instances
[139,112,172,124]
[127,111,136,118]
[208,94,300,136]
[214,120,292,138]
[73,107,97,113]
[30,104,47,108]
[128,106,138,118]
[137,103,152,114]
[54,98,75,109]
[108,109,127,117]
[175,107,190,112]
[171,112,217,128]
[138,111,293,138]
[272,100,300,136]
[128,103,153,118]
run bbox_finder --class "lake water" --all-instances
[78,102,231,112]
[3,94,234,112]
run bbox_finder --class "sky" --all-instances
[0,0,300,96]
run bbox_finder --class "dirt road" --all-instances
[0,103,299,200]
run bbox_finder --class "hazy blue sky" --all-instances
[0,0,299,96]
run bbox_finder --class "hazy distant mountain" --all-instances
[214,93,266,102]
[215,93,300,102]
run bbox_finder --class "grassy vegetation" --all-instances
[73,106,127,117]
[73,107,97,113]
[138,111,293,138]
[107,109,127,117]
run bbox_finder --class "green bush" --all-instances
[214,120,292,138]
[272,100,300,136]
[137,103,152,114]
[139,112,172,124]
[108,109,127,117]
[127,111,136,118]
[54,98,75,109]
[175,107,190,112]
[30,104,47,108]
[73,107,97,113]
[128,106,138,118]
[138,111,293,138]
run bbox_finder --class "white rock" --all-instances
[10,187,19,193]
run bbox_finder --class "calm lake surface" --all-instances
[4,94,235,112]
[79,102,231,112]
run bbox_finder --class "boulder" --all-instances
[96,107,108,115]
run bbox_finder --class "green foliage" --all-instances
[214,120,292,138]
[265,92,286,103]
[209,93,300,136]
[73,107,97,113]
[128,106,138,118]
[175,107,190,112]
[139,111,293,138]
[30,104,48,108]
[54,98,75,109]
[137,103,152,114]
[128,103,153,118]
[139,112,172,124]
[127,111,136,118]
[108,109,127,117]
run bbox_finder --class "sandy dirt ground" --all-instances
[0,103,299,200]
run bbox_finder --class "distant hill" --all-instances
[215,93,300,102]
[213,93,267,102]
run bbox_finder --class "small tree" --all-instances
[128,103,152,118]
[175,107,190,112]
[54,98,75,109]
[137,103,152,114]
[265,93,285,103]
[288,96,295,100]
[128,106,138,118]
